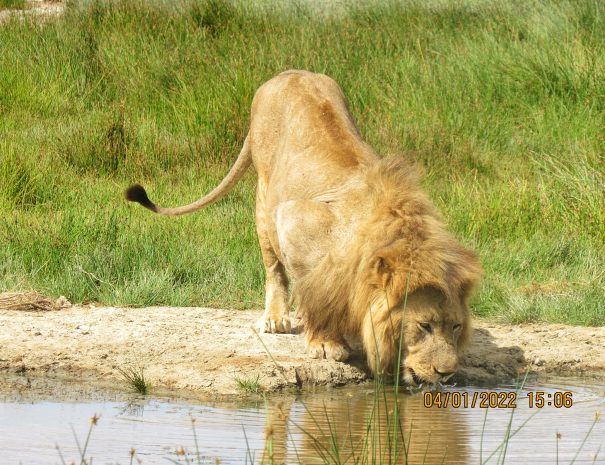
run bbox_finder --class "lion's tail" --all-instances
[124,135,252,216]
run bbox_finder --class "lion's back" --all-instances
[249,70,378,198]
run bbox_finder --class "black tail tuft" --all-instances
[124,184,157,212]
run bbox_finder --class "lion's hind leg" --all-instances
[256,260,291,334]
[255,186,291,334]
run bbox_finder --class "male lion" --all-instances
[125,70,481,385]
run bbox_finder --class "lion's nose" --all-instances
[434,368,456,379]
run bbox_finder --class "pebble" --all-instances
[76,325,91,335]
[55,296,71,308]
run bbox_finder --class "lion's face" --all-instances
[399,287,468,386]
[358,236,479,384]
[362,286,470,385]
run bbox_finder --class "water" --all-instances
[1,377,603,465]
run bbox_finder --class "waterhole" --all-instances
[1,376,602,464]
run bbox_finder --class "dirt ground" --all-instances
[0,304,603,400]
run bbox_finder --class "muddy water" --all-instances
[1,377,603,465]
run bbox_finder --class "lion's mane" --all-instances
[293,157,481,370]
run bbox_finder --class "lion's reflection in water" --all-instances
[3,379,602,463]
[260,388,469,465]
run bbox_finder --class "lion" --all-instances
[125,70,481,385]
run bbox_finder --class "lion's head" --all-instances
[355,159,481,384]
[360,282,474,386]
[357,241,479,385]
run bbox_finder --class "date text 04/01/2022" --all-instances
[423,391,573,409]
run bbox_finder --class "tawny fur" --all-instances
[125,70,482,383]
[292,157,481,376]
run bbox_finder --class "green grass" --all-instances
[0,0,603,325]
[117,366,151,395]
[235,374,263,394]
[0,0,26,10]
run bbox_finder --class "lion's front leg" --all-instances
[306,333,351,362]
[274,199,351,358]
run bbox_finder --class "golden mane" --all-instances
[294,156,482,351]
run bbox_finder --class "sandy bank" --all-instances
[0,305,603,399]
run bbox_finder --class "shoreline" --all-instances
[1,306,603,401]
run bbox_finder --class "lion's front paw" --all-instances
[307,339,350,362]
[307,339,325,359]
[324,340,350,361]
[256,313,292,334]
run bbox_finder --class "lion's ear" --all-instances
[372,249,397,289]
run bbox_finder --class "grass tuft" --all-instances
[187,0,239,34]
[0,144,52,209]
[0,0,26,10]
[118,366,151,395]
[235,374,263,394]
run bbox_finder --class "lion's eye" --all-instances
[453,323,462,332]
[417,322,433,334]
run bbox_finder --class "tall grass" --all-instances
[0,0,26,10]
[0,0,603,325]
